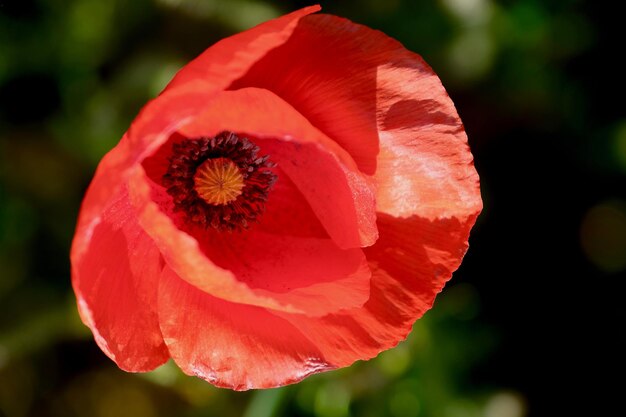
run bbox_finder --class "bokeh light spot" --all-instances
[440,0,493,26]
[580,201,626,273]
[447,29,495,82]
[484,391,526,417]
[614,121,626,172]
[314,381,351,417]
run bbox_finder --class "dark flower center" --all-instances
[162,131,277,231]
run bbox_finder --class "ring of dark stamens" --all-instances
[162,131,277,231]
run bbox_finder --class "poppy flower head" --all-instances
[71,5,482,391]
[162,131,277,231]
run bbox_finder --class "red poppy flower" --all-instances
[71,5,481,390]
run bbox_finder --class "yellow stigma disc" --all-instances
[193,158,245,205]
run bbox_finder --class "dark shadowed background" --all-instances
[0,0,624,416]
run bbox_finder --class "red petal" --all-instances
[254,19,482,364]
[129,165,371,316]
[164,5,321,93]
[72,81,217,256]
[228,13,481,214]
[158,268,333,390]
[127,167,294,314]
[178,87,378,249]
[259,138,377,249]
[71,186,169,371]
[253,165,328,238]
[192,228,371,317]
[134,88,375,315]
[165,10,384,174]
[70,82,218,370]
[228,13,394,175]
[275,213,479,366]
[156,214,477,389]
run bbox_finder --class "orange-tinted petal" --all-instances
[71,187,169,371]
[178,87,378,249]
[375,57,482,220]
[158,268,334,390]
[275,213,479,367]
[164,5,321,93]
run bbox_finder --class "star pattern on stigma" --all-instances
[162,131,277,231]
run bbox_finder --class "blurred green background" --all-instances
[0,0,624,416]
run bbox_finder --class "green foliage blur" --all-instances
[0,0,623,416]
